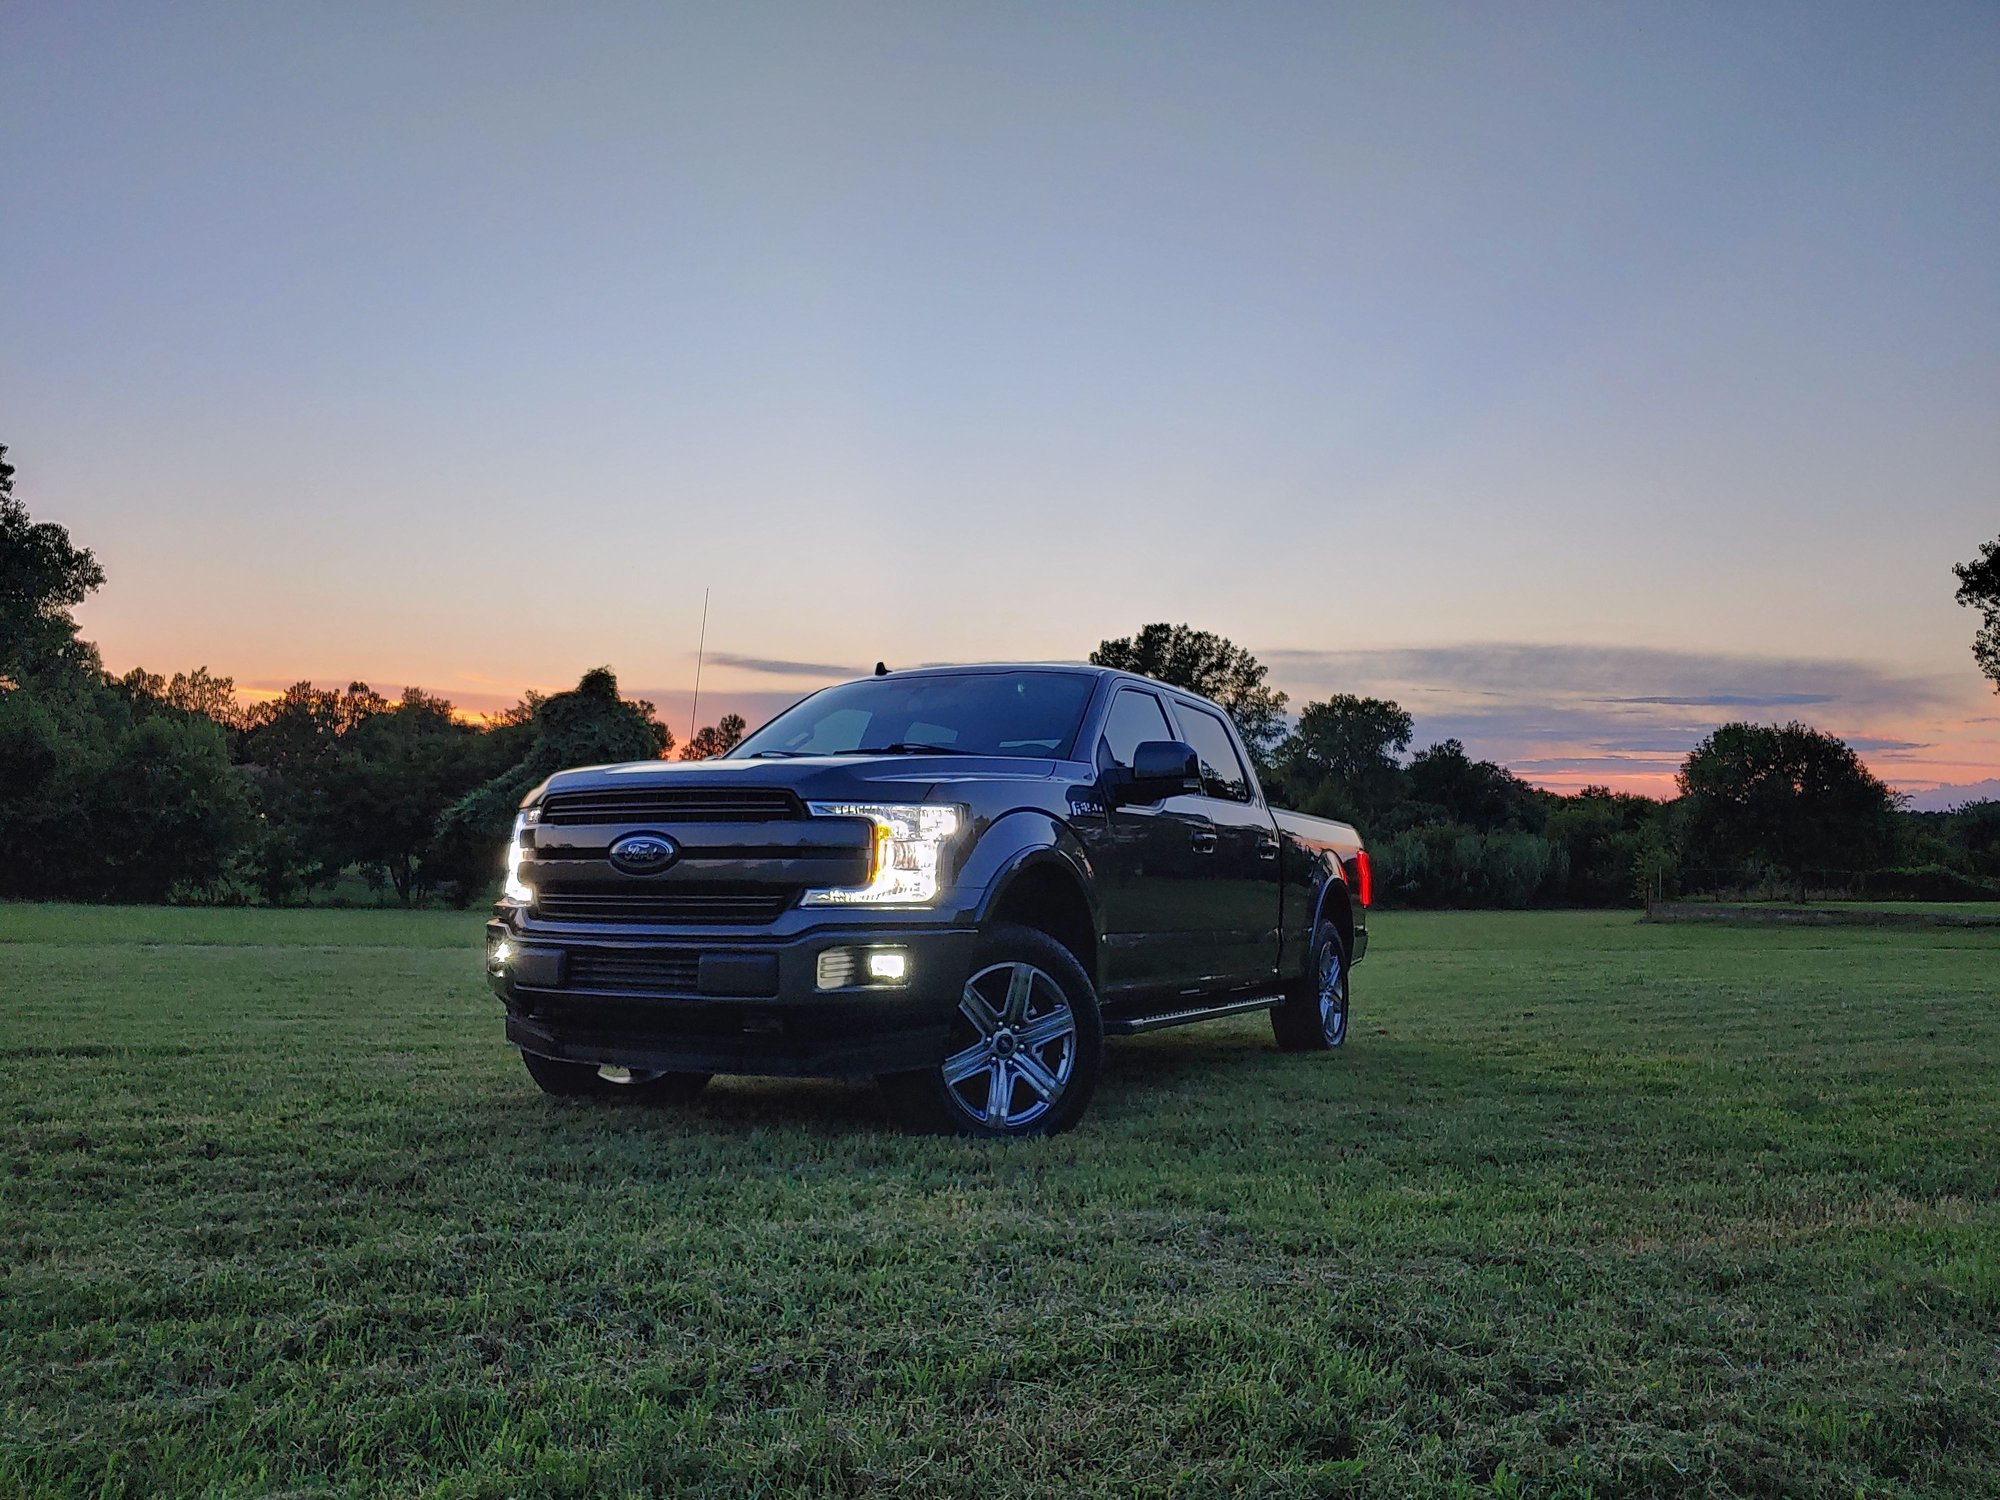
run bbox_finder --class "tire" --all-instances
[879,923,1104,1138]
[1271,920,1350,1052]
[519,1049,710,1104]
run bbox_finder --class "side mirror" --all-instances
[1115,740,1201,804]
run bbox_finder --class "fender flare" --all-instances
[954,810,1101,933]
[1307,852,1355,958]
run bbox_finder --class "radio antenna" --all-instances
[688,588,710,746]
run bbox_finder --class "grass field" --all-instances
[3,907,1997,1498]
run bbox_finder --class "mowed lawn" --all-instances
[3,908,1997,1499]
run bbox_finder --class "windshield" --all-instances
[732,671,1097,760]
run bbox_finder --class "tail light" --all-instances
[1352,849,1373,908]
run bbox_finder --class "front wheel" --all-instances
[880,923,1104,1137]
[519,1049,711,1104]
[1271,921,1350,1052]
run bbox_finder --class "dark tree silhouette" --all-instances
[322,688,485,904]
[0,442,107,682]
[1678,722,1897,886]
[681,713,747,760]
[1270,694,1412,825]
[1090,623,1288,760]
[431,667,674,899]
[1954,536,2000,692]
[1406,738,1546,834]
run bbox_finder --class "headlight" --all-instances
[803,803,964,906]
[503,808,536,904]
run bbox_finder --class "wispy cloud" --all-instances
[704,653,863,679]
[1256,643,1978,796]
[1259,643,1957,716]
[1903,779,2000,812]
[1604,693,1834,708]
[1843,737,1929,753]
[1511,755,1686,774]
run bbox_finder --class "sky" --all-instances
[4,2,1997,806]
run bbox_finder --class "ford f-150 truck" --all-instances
[486,663,1369,1136]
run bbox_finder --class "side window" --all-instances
[1096,690,1175,772]
[1177,706,1253,803]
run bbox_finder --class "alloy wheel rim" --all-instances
[942,961,1078,1129]
[1317,945,1347,1043]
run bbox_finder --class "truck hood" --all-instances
[528,753,1064,807]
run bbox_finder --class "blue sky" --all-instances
[3,2,1996,801]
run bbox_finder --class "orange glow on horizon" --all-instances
[137,664,2000,809]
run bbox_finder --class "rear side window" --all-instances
[1097,689,1175,771]
[1177,705,1253,803]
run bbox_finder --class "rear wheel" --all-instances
[880,923,1104,1137]
[519,1049,710,1104]
[1271,921,1350,1052]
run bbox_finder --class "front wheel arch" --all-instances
[984,855,1098,987]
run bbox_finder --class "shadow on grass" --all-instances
[477,1022,1431,1143]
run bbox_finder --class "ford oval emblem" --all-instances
[608,832,679,876]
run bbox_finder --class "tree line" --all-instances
[2,443,1996,908]
[1087,629,2000,909]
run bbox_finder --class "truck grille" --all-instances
[534,887,799,924]
[538,787,802,825]
[564,949,702,993]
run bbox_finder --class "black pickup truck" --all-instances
[486,663,1369,1136]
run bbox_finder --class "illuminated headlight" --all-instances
[803,803,964,906]
[503,809,536,905]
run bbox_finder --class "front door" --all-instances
[1091,687,1205,1008]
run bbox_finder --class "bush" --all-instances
[1374,824,1567,909]
[1856,865,2000,902]
[88,715,253,902]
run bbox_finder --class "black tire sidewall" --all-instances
[1272,921,1350,1052]
[519,1049,709,1103]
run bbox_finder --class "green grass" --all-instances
[3,907,1997,1498]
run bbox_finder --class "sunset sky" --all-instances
[4,3,1996,805]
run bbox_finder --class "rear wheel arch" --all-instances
[1314,873,1355,970]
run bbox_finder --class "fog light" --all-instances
[867,950,909,983]
[489,938,513,970]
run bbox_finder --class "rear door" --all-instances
[1164,700,1284,992]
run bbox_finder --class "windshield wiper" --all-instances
[856,742,974,755]
[746,750,812,758]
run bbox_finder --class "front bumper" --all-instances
[485,913,977,1077]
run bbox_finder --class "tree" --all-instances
[239,681,395,891]
[86,715,253,902]
[321,688,485,904]
[1544,785,1665,906]
[1270,694,1412,826]
[432,667,674,898]
[1090,623,1289,760]
[1955,536,2000,692]
[1405,739,1546,833]
[0,442,106,683]
[1678,721,1898,888]
[113,664,245,729]
[681,713,746,761]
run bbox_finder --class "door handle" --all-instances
[1256,836,1280,861]
[1190,828,1219,853]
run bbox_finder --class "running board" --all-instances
[1104,994,1282,1035]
